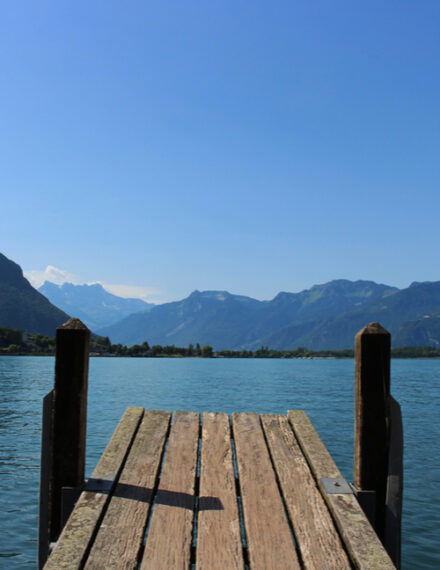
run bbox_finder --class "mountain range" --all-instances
[97,280,440,350]
[2,251,440,349]
[39,281,152,330]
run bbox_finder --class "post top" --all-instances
[356,322,390,337]
[58,317,89,331]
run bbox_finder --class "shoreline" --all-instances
[2,353,440,360]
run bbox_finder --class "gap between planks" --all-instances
[44,407,145,570]
[232,412,300,569]
[84,410,171,569]
[46,409,395,570]
[261,413,351,569]
[288,410,396,570]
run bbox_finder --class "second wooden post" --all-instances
[354,322,390,542]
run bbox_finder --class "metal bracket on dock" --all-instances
[83,476,116,494]
[320,478,376,527]
[320,477,353,494]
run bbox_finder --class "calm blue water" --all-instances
[0,356,439,568]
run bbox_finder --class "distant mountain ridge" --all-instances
[3,250,440,349]
[292,281,440,350]
[0,253,70,336]
[98,280,421,350]
[39,281,152,330]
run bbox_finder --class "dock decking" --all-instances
[44,407,394,569]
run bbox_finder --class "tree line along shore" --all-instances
[1,325,440,359]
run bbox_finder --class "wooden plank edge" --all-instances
[261,414,351,569]
[140,411,200,570]
[288,410,395,570]
[44,407,145,569]
[232,412,300,570]
[196,411,244,570]
[85,410,172,569]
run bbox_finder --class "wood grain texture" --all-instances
[85,410,171,570]
[288,410,395,569]
[261,414,351,569]
[44,406,144,570]
[232,413,299,570]
[141,411,199,570]
[196,412,244,570]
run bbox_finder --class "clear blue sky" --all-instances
[1,1,439,302]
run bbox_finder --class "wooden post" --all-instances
[38,389,55,569]
[49,318,90,543]
[385,395,403,569]
[354,322,390,543]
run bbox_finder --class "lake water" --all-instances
[0,356,439,568]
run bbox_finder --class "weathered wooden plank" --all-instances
[288,410,395,570]
[85,410,171,569]
[44,406,144,570]
[261,414,351,569]
[232,413,300,570]
[141,411,199,570]
[196,412,243,570]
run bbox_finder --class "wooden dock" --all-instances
[44,407,395,569]
[39,320,402,569]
